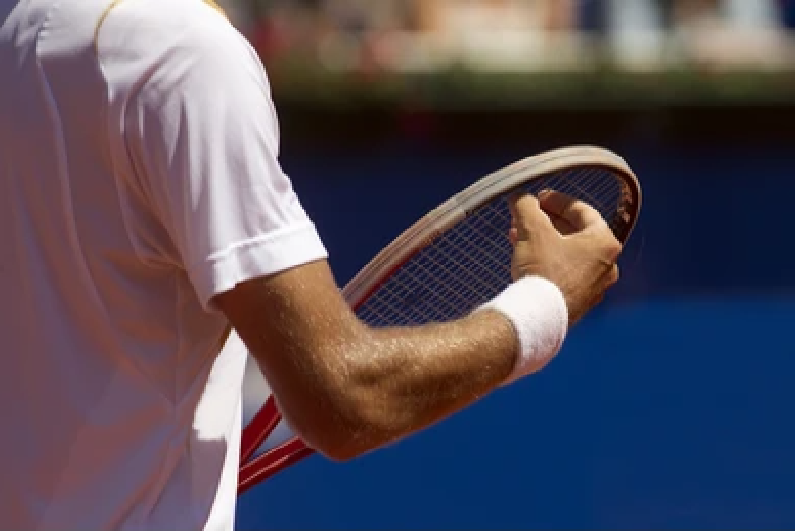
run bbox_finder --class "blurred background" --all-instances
[226,1,795,529]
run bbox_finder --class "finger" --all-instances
[538,189,604,231]
[548,212,577,236]
[595,234,623,263]
[508,192,553,238]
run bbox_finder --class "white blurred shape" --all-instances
[239,333,298,458]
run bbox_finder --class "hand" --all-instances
[508,189,622,325]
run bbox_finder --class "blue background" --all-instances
[236,129,795,529]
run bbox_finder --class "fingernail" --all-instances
[538,189,552,199]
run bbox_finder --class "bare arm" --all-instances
[214,192,620,462]
[214,259,518,461]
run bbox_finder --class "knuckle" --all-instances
[514,191,534,204]
[602,237,623,261]
[575,200,600,218]
[566,200,589,217]
[608,265,620,285]
[515,195,540,214]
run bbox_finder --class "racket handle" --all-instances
[476,276,568,385]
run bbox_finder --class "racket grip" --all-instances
[476,276,568,385]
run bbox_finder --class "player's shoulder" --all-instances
[97,0,257,89]
[98,0,236,41]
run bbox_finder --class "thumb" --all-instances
[508,192,554,239]
[538,189,604,231]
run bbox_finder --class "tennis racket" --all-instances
[238,145,642,494]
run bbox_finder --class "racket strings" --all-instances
[356,167,624,327]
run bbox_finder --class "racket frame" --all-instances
[238,145,641,494]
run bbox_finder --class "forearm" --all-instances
[261,308,518,461]
[342,310,518,452]
[325,277,567,459]
[218,261,566,461]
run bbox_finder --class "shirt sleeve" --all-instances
[122,13,327,310]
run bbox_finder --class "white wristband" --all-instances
[476,276,569,385]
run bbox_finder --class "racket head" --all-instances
[238,145,641,494]
[343,145,640,324]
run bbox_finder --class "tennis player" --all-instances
[0,0,621,529]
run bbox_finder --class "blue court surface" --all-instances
[237,145,795,529]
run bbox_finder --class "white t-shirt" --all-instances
[0,0,327,529]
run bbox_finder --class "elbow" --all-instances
[279,360,399,462]
[296,391,392,463]
[281,398,382,463]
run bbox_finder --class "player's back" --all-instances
[0,1,245,528]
